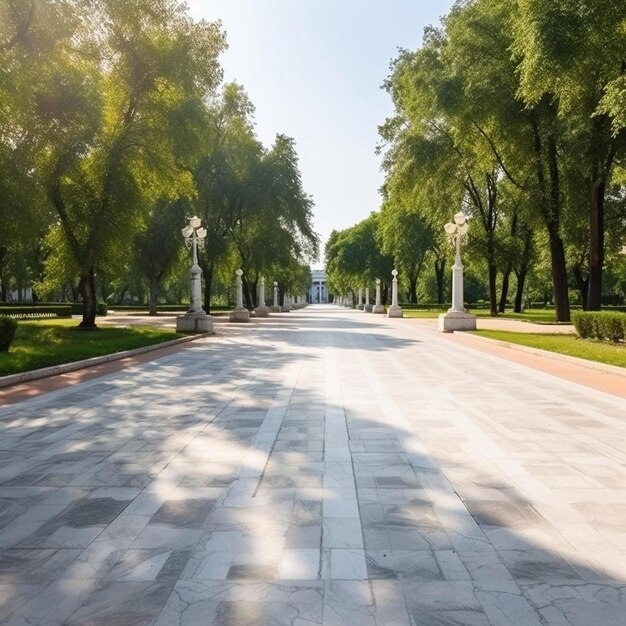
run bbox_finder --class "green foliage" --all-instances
[0,317,18,352]
[573,311,626,342]
[0,320,182,376]
[473,329,626,368]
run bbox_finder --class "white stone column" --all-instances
[451,235,465,313]
[229,268,250,322]
[364,286,372,312]
[387,269,403,318]
[373,279,385,314]
[439,211,476,332]
[255,276,269,317]
[357,288,363,310]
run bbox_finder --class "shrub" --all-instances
[0,317,18,352]
[0,305,71,319]
[573,311,625,343]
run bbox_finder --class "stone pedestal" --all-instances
[438,311,476,332]
[364,303,373,313]
[229,308,250,323]
[373,279,385,314]
[281,304,291,312]
[269,305,281,313]
[387,305,403,318]
[386,270,403,318]
[255,277,269,317]
[176,311,214,334]
[230,269,250,323]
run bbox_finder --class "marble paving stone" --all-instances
[2,306,626,624]
[154,581,324,626]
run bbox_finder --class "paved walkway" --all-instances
[0,306,625,625]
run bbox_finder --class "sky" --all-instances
[187,0,455,266]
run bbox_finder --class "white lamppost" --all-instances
[229,268,250,322]
[176,216,213,334]
[438,211,476,332]
[387,269,403,318]
[364,286,372,312]
[255,276,269,317]
[373,278,385,314]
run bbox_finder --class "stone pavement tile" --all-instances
[522,582,626,626]
[402,580,490,626]
[321,549,368,580]
[323,580,376,626]
[497,549,583,585]
[65,580,176,626]
[365,550,441,581]
[0,548,81,584]
[474,580,543,625]
[322,517,362,549]
[0,584,43,621]
[4,577,98,625]
[154,580,324,626]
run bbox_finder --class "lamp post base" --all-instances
[229,308,250,323]
[269,305,281,313]
[280,304,291,312]
[438,311,476,332]
[387,305,403,318]
[364,303,373,313]
[254,306,269,318]
[372,304,385,314]
[176,311,214,334]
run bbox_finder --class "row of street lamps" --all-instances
[176,211,476,333]
[336,211,476,331]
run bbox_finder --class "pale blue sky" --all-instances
[187,0,455,263]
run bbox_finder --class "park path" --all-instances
[0,305,625,625]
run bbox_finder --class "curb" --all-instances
[0,333,211,389]
[459,332,626,378]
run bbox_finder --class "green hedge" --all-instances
[0,317,17,351]
[69,302,108,316]
[0,305,72,319]
[572,311,626,342]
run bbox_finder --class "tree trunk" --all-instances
[78,267,97,328]
[530,107,570,322]
[434,259,445,304]
[513,269,526,313]
[148,277,159,315]
[241,277,255,308]
[587,178,605,310]
[547,223,570,322]
[408,272,417,304]
[513,229,532,313]
[573,265,589,311]
[498,263,512,314]
[0,247,7,302]
[488,261,498,316]
[202,262,214,314]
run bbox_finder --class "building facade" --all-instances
[308,269,331,303]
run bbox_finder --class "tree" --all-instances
[378,203,434,303]
[15,0,225,326]
[513,0,626,310]
[134,199,187,315]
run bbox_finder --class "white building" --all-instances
[308,269,330,303]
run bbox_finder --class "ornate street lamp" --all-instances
[387,268,403,318]
[438,211,476,332]
[176,216,213,334]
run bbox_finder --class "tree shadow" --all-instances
[0,311,624,625]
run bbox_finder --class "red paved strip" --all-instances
[445,331,626,399]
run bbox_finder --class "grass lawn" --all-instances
[470,329,626,368]
[0,319,184,377]
[402,308,565,324]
